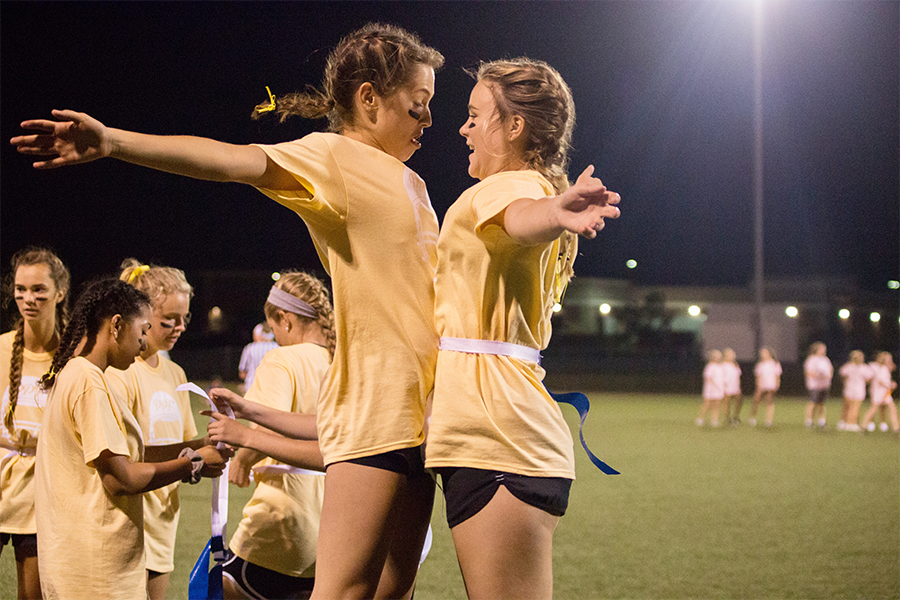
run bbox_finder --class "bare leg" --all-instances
[731,394,743,422]
[147,570,169,600]
[710,399,721,426]
[451,486,559,600]
[860,403,879,429]
[311,462,432,600]
[764,392,775,426]
[846,400,862,428]
[888,404,900,432]
[697,400,709,424]
[16,555,41,600]
[750,390,763,419]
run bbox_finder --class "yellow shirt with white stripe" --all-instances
[425,170,576,479]
[253,133,439,464]
[0,329,53,533]
[35,357,145,600]
[106,354,197,573]
[228,343,329,577]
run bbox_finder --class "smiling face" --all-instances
[363,63,435,162]
[14,263,65,325]
[146,292,191,354]
[459,81,523,180]
[110,305,152,370]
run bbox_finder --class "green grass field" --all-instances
[3,393,898,599]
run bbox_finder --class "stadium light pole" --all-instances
[752,0,765,358]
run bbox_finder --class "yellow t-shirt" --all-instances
[425,171,576,479]
[35,357,146,600]
[228,343,329,577]
[254,133,439,464]
[106,353,197,573]
[0,329,53,533]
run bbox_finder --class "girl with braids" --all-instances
[105,259,201,600]
[33,278,227,600]
[13,23,443,598]
[0,247,69,600]
[424,58,621,599]
[203,271,334,600]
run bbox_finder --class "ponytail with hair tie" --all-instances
[127,264,151,284]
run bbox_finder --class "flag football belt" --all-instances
[437,337,619,475]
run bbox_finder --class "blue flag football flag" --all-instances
[549,390,620,475]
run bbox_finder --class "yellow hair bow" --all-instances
[257,86,277,113]
[127,265,151,284]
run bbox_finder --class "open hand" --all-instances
[10,109,111,169]
[556,165,621,238]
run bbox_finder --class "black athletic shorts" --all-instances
[222,552,314,600]
[341,445,429,480]
[0,532,38,560]
[437,467,572,529]
[809,389,829,404]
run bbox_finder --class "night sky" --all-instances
[2,1,898,298]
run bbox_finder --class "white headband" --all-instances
[267,286,318,319]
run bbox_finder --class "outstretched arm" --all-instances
[502,165,621,245]
[205,412,325,472]
[209,388,318,440]
[93,446,227,496]
[11,109,303,190]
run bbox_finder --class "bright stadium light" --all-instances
[838,309,850,320]
[688,305,702,317]
[271,272,281,281]
[599,303,611,315]
[888,280,899,290]
[626,259,637,269]
[785,306,798,318]
[552,303,562,313]
[870,312,881,323]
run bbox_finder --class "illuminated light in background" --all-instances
[599,303,611,315]
[688,305,702,317]
[870,312,881,323]
[271,272,281,281]
[552,303,562,313]
[785,306,798,318]
[888,280,899,290]
[838,309,850,320]
[626,259,637,269]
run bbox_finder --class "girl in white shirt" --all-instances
[837,350,871,432]
[860,352,898,433]
[697,350,725,427]
[749,347,782,427]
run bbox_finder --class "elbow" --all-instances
[100,477,136,497]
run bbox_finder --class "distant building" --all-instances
[556,276,898,363]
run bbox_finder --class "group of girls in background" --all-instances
[0,248,231,600]
[8,21,620,600]
[696,342,897,433]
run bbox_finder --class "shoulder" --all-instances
[471,170,554,201]
[159,354,187,380]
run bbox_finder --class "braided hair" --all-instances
[40,279,150,390]
[264,271,336,359]
[3,247,70,433]
[252,22,444,132]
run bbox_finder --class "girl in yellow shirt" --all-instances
[0,247,69,600]
[106,259,200,600]
[425,58,621,599]
[202,271,333,600]
[35,278,227,600]
[13,23,444,599]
